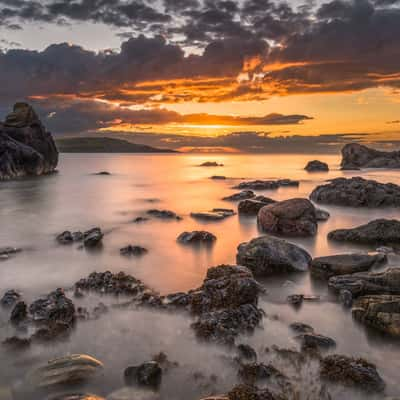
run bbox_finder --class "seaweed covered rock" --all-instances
[0,102,58,180]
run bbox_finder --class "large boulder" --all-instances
[305,160,329,172]
[257,198,318,237]
[328,219,400,245]
[341,143,400,170]
[0,102,58,180]
[310,177,400,207]
[236,236,311,276]
[310,253,387,280]
[352,294,400,336]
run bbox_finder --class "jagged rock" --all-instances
[237,236,311,276]
[0,102,58,180]
[352,294,400,336]
[191,209,235,221]
[124,361,162,389]
[238,197,276,215]
[120,245,148,256]
[200,162,223,167]
[83,227,103,248]
[305,160,329,172]
[223,190,255,201]
[147,209,182,220]
[320,354,385,392]
[258,198,318,237]
[310,177,400,207]
[328,219,400,245]
[1,289,21,307]
[27,354,103,388]
[177,231,216,244]
[310,253,387,280]
[341,143,400,170]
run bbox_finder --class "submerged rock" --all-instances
[310,177,400,207]
[258,198,318,237]
[320,354,385,392]
[238,197,276,216]
[237,236,311,276]
[1,289,21,307]
[107,387,160,400]
[341,143,400,170]
[94,171,111,175]
[0,246,21,257]
[0,102,58,180]
[305,160,329,172]
[328,219,400,245]
[223,190,255,201]
[27,354,103,388]
[120,245,148,256]
[147,209,182,220]
[191,209,235,221]
[177,231,216,244]
[83,227,103,248]
[352,294,400,336]
[10,301,28,325]
[210,175,226,180]
[200,162,223,167]
[46,394,105,400]
[296,333,336,351]
[233,180,280,190]
[124,361,162,389]
[310,253,387,280]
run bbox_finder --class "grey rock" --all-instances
[83,227,103,248]
[177,231,216,244]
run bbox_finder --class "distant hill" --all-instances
[55,137,177,153]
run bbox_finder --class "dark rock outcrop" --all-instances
[328,219,400,245]
[296,333,336,351]
[236,236,311,276]
[234,179,299,190]
[310,253,387,280]
[305,160,329,172]
[238,196,276,215]
[223,190,255,201]
[257,198,318,237]
[310,177,400,207]
[320,354,385,392]
[177,231,216,244]
[0,102,58,180]
[147,209,182,220]
[124,361,162,389]
[341,143,400,170]
[120,245,148,256]
[1,289,21,307]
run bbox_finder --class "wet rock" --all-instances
[210,175,226,180]
[236,344,257,362]
[315,208,330,221]
[191,209,235,221]
[94,171,111,175]
[320,354,385,392]
[287,294,320,307]
[237,236,311,276]
[132,217,150,223]
[46,394,105,400]
[0,246,21,257]
[2,336,31,350]
[124,361,162,389]
[328,267,400,297]
[120,245,148,256]
[200,162,223,167]
[305,160,329,172]
[278,179,299,187]
[310,253,387,280]
[339,290,353,308]
[341,143,400,170]
[296,333,336,351]
[238,363,283,384]
[238,197,276,216]
[177,231,216,244]
[289,322,314,334]
[376,246,395,254]
[310,177,400,207]
[234,180,279,190]
[10,301,28,325]
[328,219,400,245]
[228,384,286,400]
[223,190,255,201]
[0,102,58,180]
[258,198,318,237]
[83,227,103,248]
[107,388,160,400]
[147,209,182,220]
[352,294,400,336]
[56,230,84,245]
[27,354,103,388]
[1,289,21,307]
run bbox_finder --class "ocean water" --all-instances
[0,153,399,399]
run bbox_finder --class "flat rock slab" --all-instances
[177,231,216,244]
[223,190,255,201]
[311,253,387,280]
[191,209,235,221]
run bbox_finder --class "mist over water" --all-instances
[1,153,400,399]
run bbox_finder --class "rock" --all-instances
[310,253,387,280]
[278,179,299,187]
[147,209,182,220]
[223,191,255,201]
[46,394,105,400]
[236,236,311,276]
[352,294,400,336]
[1,289,21,307]
[132,217,150,223]
[10,301,28,325]
[305,160,329,172]
[94,171,111,175]
[83,227,103,248]
[315,208,330,221]
[296,333,336,351]
[289,322,314,334]
[124,361,162,389]
[56,231,74,245]
[341,143,400,170]
[287,294,304,306]
[27,354,103,388]
[328,219,400,245]
[177,231,216,244]
[200,162,223,167]
[339,289,353,308]
[238,197,276,216]
[2,336,31,350]
[258,198,318,237]
[376,246,395,254]
[236,344,257,362]
[120,245,148,256]
[320,354,385,392]
[228,384,286,400]
[210,175,226,180]
[328,267,400,297]
[191,209,235,221]
[107,388,160,400]
[0,247,21,256]
[233,180,279,190]
[310,177,400,207]
[0,102,58,180]
[238,363,285,385]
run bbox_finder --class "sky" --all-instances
[0,0,399,152]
